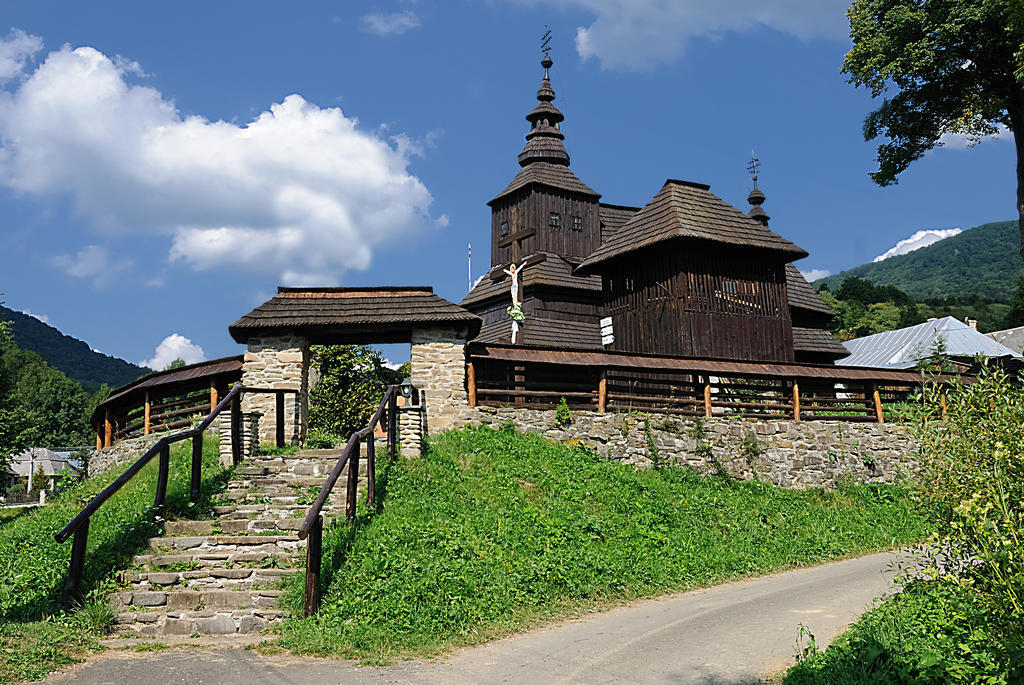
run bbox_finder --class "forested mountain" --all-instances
[815,221,1022,303]
[0,305,146,393]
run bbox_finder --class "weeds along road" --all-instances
[46,551,904,685]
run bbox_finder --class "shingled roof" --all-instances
[599,203,640,242]
[792,327,848,357]
[460,252,602,308]
[577,180,808,273]
[490,162,599,204]
[785,264,834,316]
[474,317,603,349]
[229,287,481,344]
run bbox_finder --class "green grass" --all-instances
[0,434,227,683]
[278,426,929,663]
[783,580,1023,684]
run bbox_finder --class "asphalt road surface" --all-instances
[45,551,904,685]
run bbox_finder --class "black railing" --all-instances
[297,383,411,616]
[54,384,298,599]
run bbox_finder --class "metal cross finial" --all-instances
[541,25,552,58]
[747,150,761,188]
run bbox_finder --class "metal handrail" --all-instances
[297,383,410,615]
[54,384,297,598]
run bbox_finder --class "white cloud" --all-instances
[938,123,1010,150]
[48,245,132,287]
[510,1,848,71]
[141,333,206,370]
[0,28,42,82]
[873,228,962,263]
[798,268,831,282]
[360,11,421,36]
[19,309,48,324]
[0,35,435,285]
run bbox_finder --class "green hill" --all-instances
[816,221,1022,303]
[0,305,146,393]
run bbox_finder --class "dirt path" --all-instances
[45,551,903,685]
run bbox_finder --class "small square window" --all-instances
[571,215,582,231]
[499,221,509,237]
[549,212,560,228]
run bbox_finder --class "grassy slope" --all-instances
[279,427,929,662]
[816,221,1021,303]
[0,435,227,683]
[783,580,1022,684]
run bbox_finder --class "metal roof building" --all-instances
[839,316,1021,369]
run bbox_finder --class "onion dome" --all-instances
[748,186,770,226]
[518,56,571,167]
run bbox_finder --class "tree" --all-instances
[165,358,187,370]
[843,1,1024,257]
[1003,274,1024,327]
[307,346,405,440]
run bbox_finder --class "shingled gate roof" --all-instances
[577,180,808,272]
[792,327,848,357]
[785,264,834,316]
[460,252,602,308]
[229,287,481,344]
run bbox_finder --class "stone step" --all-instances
[132,550,301,569]
[222,491,352,505]
[163,518,336,536]
[114,607,289,637]
[112,588,285,612]
[210,504,346,518]
[146,535,303,559]
[126,567,297,591]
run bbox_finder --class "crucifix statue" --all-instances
[504,260,526,343]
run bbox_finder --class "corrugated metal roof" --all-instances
[840,317,1021,369]
[986,325,1024,354]
[6,448,81,477]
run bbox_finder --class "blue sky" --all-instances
[0,1,1016,369]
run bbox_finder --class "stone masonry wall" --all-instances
[241,334,306,447]
[444,405,917,489]
[409,326,469,435]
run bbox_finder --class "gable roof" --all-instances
[599,203,641,242]
[785,264,834,316]
[229,287,481,344]
[489,162,600,204]
[986,325,1024,354]
[7,448,81,478]
[577,180,807,272]
[460,252,602,308]
[839,316,1021,369]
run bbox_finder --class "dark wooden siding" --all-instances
[603,245,794,361]
[492,186,600,265]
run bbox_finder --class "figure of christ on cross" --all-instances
[504,261,526,343]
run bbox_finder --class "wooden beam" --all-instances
[467,361,477,407]
[792,381,801,421]
[597,370,607,413]
[210,381,218,414]
[144,391,151,436]
[95,431,102,453]
[940,392,947,418]
[871,384,884,423]
[703,378,712,419]
[104,410,113,448]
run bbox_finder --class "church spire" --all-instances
[746,152,770,226]
[517,50,571,167]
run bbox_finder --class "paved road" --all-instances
[46,551,903,685]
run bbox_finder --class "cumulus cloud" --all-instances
[873,228,962,263]
[798,268,831,282]
[0,28,42,81]
[48,245,132,287]
[141,333,206,370]
[938,123,1010,150]
[509,0,848,70]
[0,34,435,285]
[360,11,421,36]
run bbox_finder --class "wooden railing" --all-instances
[469,356,941,424]
[54,385,297,599]
[296,384,407,616]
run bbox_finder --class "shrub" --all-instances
[554,397,571,427]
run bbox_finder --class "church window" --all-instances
[499,221,509,237]
[549,212,560,228]
[571,215,582,231]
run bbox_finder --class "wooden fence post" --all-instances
[303,515,322,616]
[940,392,948,418]
[792,381,801,421]
[467,361,477,407]
[190,432,203,503]
[597,370,608,413]
[64,518,89,600]
[144,392,151,436]
[275,390,285,448]
[104,410,113,448]
[154,443,170,516]
[95,431,102,453]
[230,395,241,464]
[703,377,712,419]
[871,383,885,423]
[366,434,376,509]
[210,382,218,414]
[346,439,361,522]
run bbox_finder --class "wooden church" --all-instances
[460,54,846,365]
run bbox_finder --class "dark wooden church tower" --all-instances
[461,55,608,347]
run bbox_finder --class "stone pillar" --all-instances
[409,326,469,435]
[240,333,307,448]
[398,404,425,456]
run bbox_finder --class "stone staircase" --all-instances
[111,448,365,637]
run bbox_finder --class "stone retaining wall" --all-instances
[448,405,917,489]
